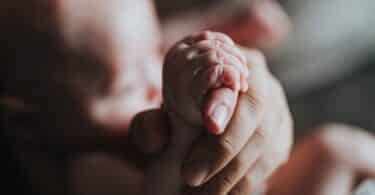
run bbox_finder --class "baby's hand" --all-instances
[163,31,249,134]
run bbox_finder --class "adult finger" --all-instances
[181,49,267,187]
[190,130,264,195]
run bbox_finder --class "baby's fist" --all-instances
[163,31,248,134]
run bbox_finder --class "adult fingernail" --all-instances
[210,104,228,134]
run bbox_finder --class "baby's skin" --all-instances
[144,31,249,195]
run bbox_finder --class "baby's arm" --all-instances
[144,31,248,195]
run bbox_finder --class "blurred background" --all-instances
[155,0,375,137]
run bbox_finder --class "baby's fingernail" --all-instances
[210,104,228,134]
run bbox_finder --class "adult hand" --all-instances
[265,124,375,195]
[180,48,293,195]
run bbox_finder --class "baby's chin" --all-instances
[89,89,161,135]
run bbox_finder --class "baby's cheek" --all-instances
[90,84,161,133]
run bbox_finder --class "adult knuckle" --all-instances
[219,136,238,157]
[213,175,234,195]
[243,91,264,115]
[233,154,249,170]
[229,186,247,195]
[230,175,253,195]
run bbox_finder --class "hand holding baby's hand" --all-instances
[181,47,293,195]
[133,31,293,195]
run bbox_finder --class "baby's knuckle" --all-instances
[206,50,219,64]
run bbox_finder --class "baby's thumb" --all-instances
[129,109,170,156]
[204,88,238,135]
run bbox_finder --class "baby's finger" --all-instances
[192,41,248,93]
[212,40,247,72]
[194,40,248,76]
[191,64,241,108]
[215,48,248,92]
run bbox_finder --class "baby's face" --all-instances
[4,0,162,143]
[4,1,163,194]
[59,0,163,131]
